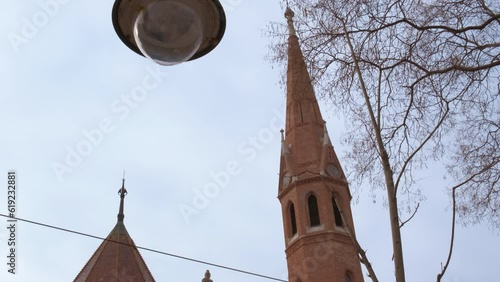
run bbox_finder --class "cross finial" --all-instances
[202,270,213,282]
[285,7,297,36]
[117,174,128,222]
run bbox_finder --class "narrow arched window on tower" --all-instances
[289,203,297,236]
[333,197,343,227]
[307,194,320,226]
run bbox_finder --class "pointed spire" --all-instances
[320,121,332,174]
[282,6,325,175]
[280,129,290,156]
[117,175,127,223]
[280,128,298,182]
[285,6,324,133]
[74,179,155,282]
[322,121,332,146]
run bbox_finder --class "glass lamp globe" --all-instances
[133,0,203,66]
[112,0,226,65]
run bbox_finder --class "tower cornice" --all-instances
[285,231,353,258]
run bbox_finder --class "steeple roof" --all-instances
[284,8,324,135]
[277,10,364,281]
[279,8,345,187]
[73,180,155,282]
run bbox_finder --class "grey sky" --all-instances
[0,1,498,281]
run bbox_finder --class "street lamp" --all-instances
[112,0,226,65]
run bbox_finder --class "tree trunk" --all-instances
[342,19,406,282]
[381,149,406,282]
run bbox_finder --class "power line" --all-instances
[0,214,287,282]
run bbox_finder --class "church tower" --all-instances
[278,8,365,282]
[73,180,155,282]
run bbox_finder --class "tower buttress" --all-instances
[278,7,364,282]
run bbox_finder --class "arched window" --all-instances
[333,197,343,227]
[307,194,320,226]
[289,203,297,236]
[345,272,352,282]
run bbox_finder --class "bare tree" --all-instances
[268,0,499,281]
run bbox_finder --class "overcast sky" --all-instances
[0,1,498,282]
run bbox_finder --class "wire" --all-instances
[0,214,287,282]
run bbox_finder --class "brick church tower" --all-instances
[278,8,365,282]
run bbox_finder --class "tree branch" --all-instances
[395,102,450,195]
[341,16,407,282]
[399,203,420,229]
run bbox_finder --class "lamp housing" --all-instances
[112,0,226,65]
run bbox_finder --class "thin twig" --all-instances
[399,203,420,229]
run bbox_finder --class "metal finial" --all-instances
[285,7,297,36]
[119,177,128,197]
[280,129,285,142]
[285,6,294,19]
[202,270,213,282]
[117,176,128,222]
